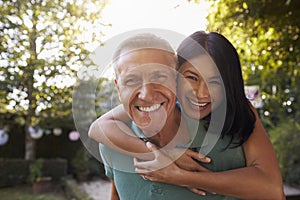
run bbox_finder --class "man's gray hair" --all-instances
[112,33,177,77]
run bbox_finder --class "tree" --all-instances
[72,77,119,160]
[207,0,300,125]
[0,0,109,160]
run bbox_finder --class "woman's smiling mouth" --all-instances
[189,99,209,107]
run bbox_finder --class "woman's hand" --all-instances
[134,142,178,176]
[134,142,210,196]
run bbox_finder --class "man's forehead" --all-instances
[115,49,176,74]
[119,63,176,75]
[117,48,175,62]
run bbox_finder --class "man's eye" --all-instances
[124,78,141,86]
[156,74,168,80]
[151,73,168,82]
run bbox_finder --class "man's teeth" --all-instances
[138,104,161,112]
[190,100,208,107]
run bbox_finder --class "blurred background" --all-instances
[0,0,299,199]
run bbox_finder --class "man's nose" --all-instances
[138,83,155,101]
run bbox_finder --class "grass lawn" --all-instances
[0,184,68,200]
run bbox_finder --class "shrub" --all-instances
[0,159,30,186]
[269,118,300,186]
[0,158,67,187]
[71,148,89,174]
[28,159,44,183]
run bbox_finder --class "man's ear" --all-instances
[114,79,119,90]
[114,79,121,102]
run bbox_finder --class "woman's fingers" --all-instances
[188,187,206,196]
[134,151,171,172]
[133,157,153,171]
[146,141,157,150]
[186,149,211,163]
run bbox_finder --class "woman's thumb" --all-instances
[146,142,157,151]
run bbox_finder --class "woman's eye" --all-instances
[208,80,221,85]
[185,76,198,81]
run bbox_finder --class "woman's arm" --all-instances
[88,105,150,157]
[110,180,120,200]
[135,108,285,199]
[88,104,210,169]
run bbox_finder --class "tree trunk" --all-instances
[24,8,38,160]
[25,124,36,160]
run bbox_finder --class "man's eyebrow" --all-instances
[122,73,137,78]
[153,68,172,72]
[119,70,139,79]
[150,67,174,73]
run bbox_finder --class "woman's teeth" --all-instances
[190,100,208,107]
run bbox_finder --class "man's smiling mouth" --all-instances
[136,103,164,112]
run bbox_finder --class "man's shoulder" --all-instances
[99,143,136,174]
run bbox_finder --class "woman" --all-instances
[89,31,285,199]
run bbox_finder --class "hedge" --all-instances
[0,158,67,187]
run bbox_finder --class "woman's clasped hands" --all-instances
[134,142,214,196]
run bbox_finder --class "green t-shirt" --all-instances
[99,118,245,200]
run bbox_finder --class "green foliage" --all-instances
[71,148,90,173]
[207,0,300,125]
[71,78,119,162]
[28,159,44,183]
[0,186,67,200]
[0,159,30,186]
[207,0,300,185]
[0,0,109,159]
[72,78,119,134]
[269,118,300,186]
[0,158,67,187]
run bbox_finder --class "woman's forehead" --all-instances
[179,55,219,77]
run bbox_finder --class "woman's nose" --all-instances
[195,81,210,98]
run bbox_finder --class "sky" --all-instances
[100,0,210,41]
[88,0,211,78]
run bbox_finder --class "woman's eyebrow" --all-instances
[182,70,199,77]
[207,75,221,80]
[183,70,221,81]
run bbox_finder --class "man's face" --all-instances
[114,49,177,135]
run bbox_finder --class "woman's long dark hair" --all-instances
[177,31,256,147]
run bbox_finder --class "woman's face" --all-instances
[177,54,224,119]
